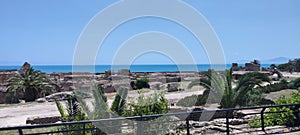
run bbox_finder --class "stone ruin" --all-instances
[0,62,204,104]
[231,61,261,72]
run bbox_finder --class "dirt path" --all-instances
[0,102,60,127]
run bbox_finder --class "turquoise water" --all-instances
[0,64,271,73]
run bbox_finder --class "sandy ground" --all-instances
[0,102,60,127]
[0,87,205,128]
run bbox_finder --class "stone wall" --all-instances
[26,116,61,125]
[0,71,17,84]
[0,71,18,104]
[0,92,6,104]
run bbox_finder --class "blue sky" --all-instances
[0,0,300,65]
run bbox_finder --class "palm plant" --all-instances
[7,67,52,102]
[76,85,128,134]
[77,85,110,120]
[111,87,128,116]
[55,96,89,135]
[188,69,270,108]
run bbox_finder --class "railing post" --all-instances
[18,128,23,135]
[186,119,190,135]
[226,111,230,135]
[293,105,300,125]
[137,116,144,135]
[83,123,86,135]
[261,108,266,131]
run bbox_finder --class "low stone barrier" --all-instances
[26,116,61,125]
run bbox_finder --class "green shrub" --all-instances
[124,90,174,135]
[134,78,150,90]
[238,89,264,106]
[288,78,300,89]
[257,81,288,93]
[249,91,300,128]
[280,79,288,84]
[125,90,169,116]
[278,63,293,72]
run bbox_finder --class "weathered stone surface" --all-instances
[61,81,75,91]
[19,62,30,74]
[113,83,131,90]
[0,72,17,84]
[105,70,114,77]
[229,118,249,125]
[103,84,116,93]
[265,89,298,102]
[110,75,130,81]
[0,85,8,93]
[26,116,61,125]
[148,77,166,83]
[98,80,110,85]
[245,62,260,71]
[183,77,201,81]
[166,77,181,83]
[0,92,6,104]
[35,98,47,103]
[45,92,73,102]
[167,83,179,92]
[149,82,165,90]
[117,69,131,76]
[0,70,18,104]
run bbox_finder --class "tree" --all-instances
[188,69,270,108]
[7,68,52,102]
[277,58,300,72]
[252,59,260,65]
[270,64,277,69]
[295,59,300,72]
[278,63,293,72]
[288,77,300,89]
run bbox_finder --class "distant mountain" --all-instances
[231,57,291,65]
[261,57,291,64]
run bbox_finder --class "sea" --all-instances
[0,64,272,73]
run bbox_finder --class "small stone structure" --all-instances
[0,70,18,104]
[26,116,61,125]
[19,62,30,74]
[245,62,260,71]
[231,61,261,72]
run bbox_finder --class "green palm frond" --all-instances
[7,67,53,102]
[187,68,270,108]
[55,100,67,120]
[77,85,110,120]
[111,87,128,116]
